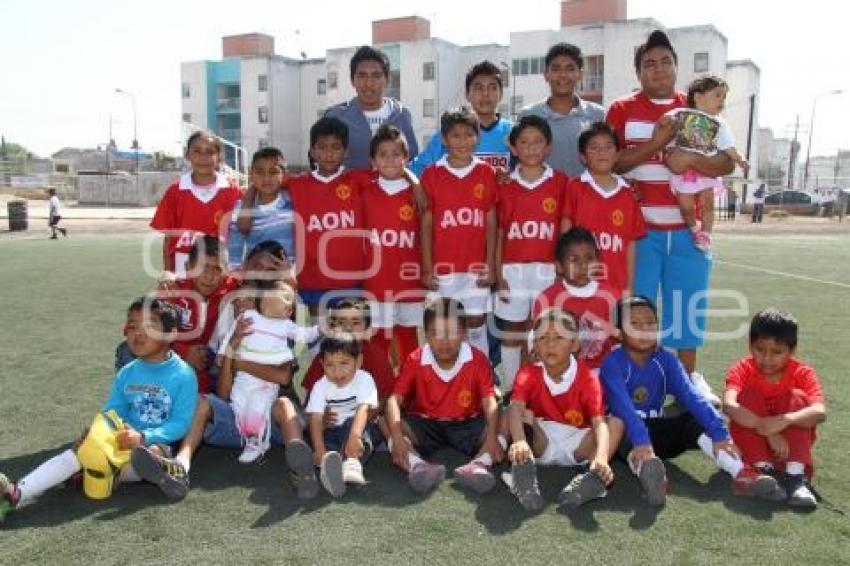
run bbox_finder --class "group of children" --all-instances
[0,48,826,523]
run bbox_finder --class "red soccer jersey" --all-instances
[422,157,498,274]
[562,172,647,294]
[511,361,604,428]
[360,173,425,302]
[288,169,366,290]
[499,167,568,264]
[393,344,495,420]
[606,91,688,230]
[302,339,396,403]
[150,173,242,273]
[161,275,241,393]
[726,357,825,406]
[532,279,619,370]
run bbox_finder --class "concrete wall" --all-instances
[181,62,208,129]
[724,60,761,192]
[79,172,178,206]
[240,57,272,157]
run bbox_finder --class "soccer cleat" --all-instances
[689,372,721,407]
[237,437,265,465]
[786,474,817,509]
[342,458,366,486]
[284,440,319,500]
[320,452,346,498]
[558,469,608,509]
[453,459,496,494]
[130,446,189,502]
[638,456,668,506]
[732,466,786,501]
[504,460,544,512]
[408,461,445,494]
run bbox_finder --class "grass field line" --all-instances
[715,259,850,289]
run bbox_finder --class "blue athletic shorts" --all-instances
[633,228,712,350]
[203,393,287,447]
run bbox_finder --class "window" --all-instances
[181,113,192,123]
[423,62,435,81]
[520,58,529,76]
[512,59,520,76]
[258,74,267,92]
[328,71,338,89]
[181,82,191,98]
[694,52,710,73]
[423,99,435,118]
[56,163,70,173]
[580,55,604,92]
[530,57,540,75]
[317,79,327,95]
[501,65,509,87]
[258,106,268,124]
[511,95,524,116]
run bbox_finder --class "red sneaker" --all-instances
[732,466,786,501]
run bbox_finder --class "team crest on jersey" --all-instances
[563,409,584,427]
[399,204,414,221]
[336,184,352,201]
[542,197,557,215]
[472,183,485,200]
[611,209,625,227]
[633,386,649,404]
[457,389,473,408]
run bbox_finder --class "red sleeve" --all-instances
[150,184,179,231]
[795,365,825,404]
[725,358,751,393]
[581,370,605,419]
[392,355,417,401]
[605,101,626,148]
[476,357,495,399]
[510,366,534,404]
[301,357,324,392]
[561,179,579,220]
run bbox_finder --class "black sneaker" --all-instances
[285,440,319,500]
[503,460,543,512]
[786,474,817,509]
[558,469,608,509]
[130,446,189,502]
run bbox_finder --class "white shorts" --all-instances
[494,262,557,322]
[429,272,490,315]
[537,419,590,467]
[370,301,424,329]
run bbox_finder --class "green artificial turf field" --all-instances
[0,232,848,564]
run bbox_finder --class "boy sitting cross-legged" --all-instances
[502,308,623,512]
[386,297,503,494]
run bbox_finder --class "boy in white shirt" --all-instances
[47,188,67,239]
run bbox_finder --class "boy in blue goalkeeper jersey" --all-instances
[600,296,786,506]
[411,61,512,176]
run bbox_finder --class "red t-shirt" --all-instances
[562,173,647,294]
[499,167,568,264]
[531,280,619,370]
[606,91,688,230]
[288,169,366,290]
[302,339,396,403]
[161,275,241,393]
[726,356,824,406]
[150,174,242,273]
[511,361,603,428]
[422,158,498,274]
[360,173,425,302]
[393,344,495,421]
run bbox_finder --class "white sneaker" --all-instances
[690,372,721,407]
[342,458,366,486]
[238,437,265,464]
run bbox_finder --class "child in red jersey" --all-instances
[532,228,618,373]
[495,115,568,394]
[150,131,242,275]
[501,308,623,511]
[723,309,826,509]
[288,117,366,316]
[386,298,502,494]
[561,122,646,296]
[420,107,498,357]
[362,124,425,368]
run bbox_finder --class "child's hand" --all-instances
[756,415,788,437]
[117,429,143,450]
[628,444,655,471]
[508,440,533,464]
[590,458,614,486]
[344,434,365,460]
[767,434,789,461]
[184,345,209,372]
[476,267,494,288]
[652,116,678,148]
[157,271,177,291]
[227,317,254,353]
[390,433,411,471]
[736,157,750,173]
[481,435,504,464]
[495,166,511,185]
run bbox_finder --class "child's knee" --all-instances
[273,396,296,420]
[783,388,812,412]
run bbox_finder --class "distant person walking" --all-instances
[47,188,67,239]
[751,182,766,223]
[727,188,737,220]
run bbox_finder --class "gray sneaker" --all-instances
[638,456,667,506]
[453,460,496,494]
[408,461,445,494]
[130,446,189,502]
[558,469,607,509]
[505,460,544,512]
[285,440,319,500]
[320,452,346,498]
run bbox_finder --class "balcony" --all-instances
[216,97,241,113]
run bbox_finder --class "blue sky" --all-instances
[2,0,848,160]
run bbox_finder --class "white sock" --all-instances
[499,345,521,392]
[175,453,191,473]
[497,435,508,452]
[698,434,743,477]
[467,324,489,356]
[754,461,772,471]
[119,464,141,483]
[475,452,493,467]
[17,449,81,507]
[786,461,805,476]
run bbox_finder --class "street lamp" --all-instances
[803,89,844,190]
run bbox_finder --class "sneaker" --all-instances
[690,372,721,407]
[284,440,319,500]
[692,229,712,253]
[320,452,346,498]
[786,474,817,508]
[342,458,366,486]
[453,459,496,494]
[130,446,189,502]
[558,469,608,509]
[503,460,543,512]
[408,461,445,494]
[638,456,668,506]
[0,474,20,522]
[732,466,786,501]
[237,437,265,464]
[49,234,58,240]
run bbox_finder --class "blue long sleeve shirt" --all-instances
[227,191,295,269]
[102,352,198,446]
[600,346,729,447]
[410,116,513,176]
